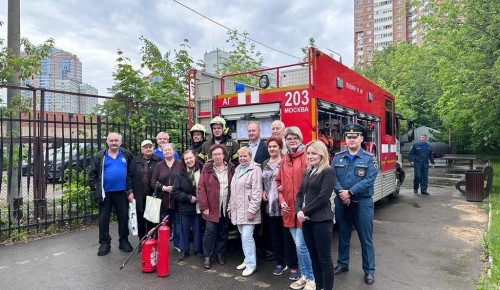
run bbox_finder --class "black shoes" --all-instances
[421,192,430,195]
[333,265,349,274]
[118,239,133,252]
[97,243,111,256]
[217,254,226,265]
[414,189,418,194]
[178,252,189,261]
[365,273,375,285]
[203,257,211,269]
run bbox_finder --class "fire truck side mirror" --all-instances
[407,128,415,142]
[406,120,415,141]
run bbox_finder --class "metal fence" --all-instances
[0,85,190,241]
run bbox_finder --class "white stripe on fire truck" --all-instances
[251,91,259,104]
[238,92,246,105]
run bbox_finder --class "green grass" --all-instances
[477,162,500,290]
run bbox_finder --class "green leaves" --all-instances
[360,0,500,153]
[216,30,264,86]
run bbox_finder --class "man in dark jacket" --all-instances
[200,116,240,166]
[129,140,162,239]
[89,132,134,256]
[246,122,269,165]
[408,134,435,195]
[189,123,207,164]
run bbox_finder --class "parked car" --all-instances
[22,143,96,182]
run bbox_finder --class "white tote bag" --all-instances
[144,192,162,224]
[128,200,138,236]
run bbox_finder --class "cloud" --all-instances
[0,0,354,95]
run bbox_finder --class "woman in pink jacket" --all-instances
[228,147,262,276]
[276,126,315,290]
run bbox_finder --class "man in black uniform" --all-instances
[200,116,239,165]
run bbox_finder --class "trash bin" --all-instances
[465,169,484,202]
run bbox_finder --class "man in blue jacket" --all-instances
[332,123,378,285]
[408,134,435,195]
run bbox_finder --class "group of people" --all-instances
[89,117,380,289]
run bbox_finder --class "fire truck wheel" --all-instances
[390,178,401,199]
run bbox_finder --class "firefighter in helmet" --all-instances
[189,123,207,164]
[200,116,240,165]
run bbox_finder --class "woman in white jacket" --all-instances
[228,147,263,276]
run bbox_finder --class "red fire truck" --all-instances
[188,47,409,201]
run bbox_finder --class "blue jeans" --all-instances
[237,224,256,269]
[289,227,314,281]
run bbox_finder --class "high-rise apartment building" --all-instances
[354,0,421,66]
[203,49,229,74]
[24,48,98,114]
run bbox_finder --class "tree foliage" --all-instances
[216,30,264,87]
[360,0,499,153]
[301,37,316,62]
[0,21,54,112]
[98,37,194,140]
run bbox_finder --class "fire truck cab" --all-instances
[188,48,406,202]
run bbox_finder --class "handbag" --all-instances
[144,187,162,223]
[128,199,138,236]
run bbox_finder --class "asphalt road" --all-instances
[0,166,487,290]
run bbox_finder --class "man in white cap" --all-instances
[129,140,163,239]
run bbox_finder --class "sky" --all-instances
[0,0,354,96]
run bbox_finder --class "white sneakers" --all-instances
[242,267,255,276]
[290,276,316,290]
[237,262,255,276]
[236,262,246,270]
[303,279,316,290]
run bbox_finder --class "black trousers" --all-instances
[302,220,334,290]
[268,216,298,269]
[98,190,129,244]
[203,216,229,258]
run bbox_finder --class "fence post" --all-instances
[33,89,47,220]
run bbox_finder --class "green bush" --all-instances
[56,168,97,215]
[477,163,500,290]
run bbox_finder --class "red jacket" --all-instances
[198,161,235,223]
[276,147,307,228]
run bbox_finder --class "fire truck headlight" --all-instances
[259,75,270,89]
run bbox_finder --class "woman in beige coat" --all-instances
[228,147,262,277]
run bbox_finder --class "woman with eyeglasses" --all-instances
[276,126,315,290]
[197,144,235,270]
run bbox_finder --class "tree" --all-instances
[98,37,194,143]
[300,37,316,62]
[420,0,500,152]
[361,43,442,129]
[0,21,54,111]
[360,0,499,153]
[216,30,264,86]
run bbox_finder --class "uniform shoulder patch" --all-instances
[372,156,379,169]
[334,150,346,156]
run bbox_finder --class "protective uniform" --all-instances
[189,123,207,164]
[408,141,434,193]
[332,124,378,277]
[200,116,240,165]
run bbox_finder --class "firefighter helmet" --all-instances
[190,123,206,139]
[210,116,228,134]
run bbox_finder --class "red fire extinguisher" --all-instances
[157,217,170,277]
[141,237,157,273]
